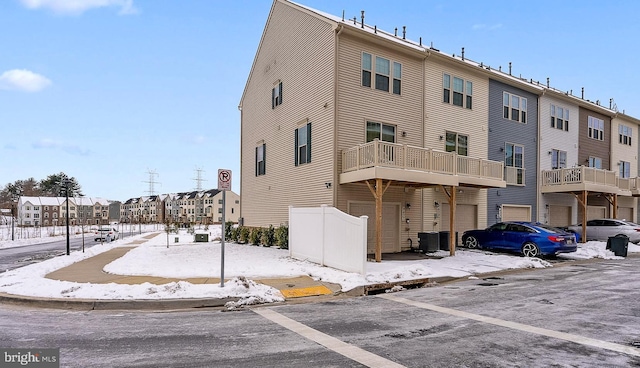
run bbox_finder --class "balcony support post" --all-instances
[440,185,457,256]
[366,178,392,262]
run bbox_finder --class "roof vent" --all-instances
[361,10,364,29]
[508,62,512,75]
[461,47,465,60]
[402,26,406,39]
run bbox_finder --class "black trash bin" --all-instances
[418,232,439,253]
[438,231,459,251]
[606,234,628,257]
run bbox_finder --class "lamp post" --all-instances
[11,202,15,241]
[63,179,70,256]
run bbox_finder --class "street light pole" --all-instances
[64,179,70,256]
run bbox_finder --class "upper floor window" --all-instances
[503,92,527,123]
[375,56,390,92]
[551,149,567,169]
[445,131,468,156]
[620,161,631,178]
[550,104,569,131]
[362,52,401,95]
[619,124,632,146]
[366,121,395,143]
[505,143,524,185]
[443,74,472,109]
[588,156,602,169]
[255,143,266,176]
[272,81,282,109]
[588,116,604,140]
[362,53,372,88]
[295,122,311,166]
[393,62,401,95]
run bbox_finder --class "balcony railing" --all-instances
[341,140,504,182]
[505,166,525,186]
[541,166,631,194]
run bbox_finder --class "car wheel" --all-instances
[465,236,479,249]
[522,242,540,257]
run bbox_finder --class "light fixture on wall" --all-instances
[434,201,440,208]
[405,218,410,224]
[439,135,444,140]
[324,182,332,189]
[401,131,407,137]
[500,147,504,152]
[405,202,411,209]
[548,151,552,155]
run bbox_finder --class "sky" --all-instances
[0,224,634,306]
[2,0,640,201]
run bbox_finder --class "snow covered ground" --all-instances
[0,225,637,306]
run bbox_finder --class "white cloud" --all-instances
[32,138,91,156]
[19,0,138,15]
[0,69,51,92]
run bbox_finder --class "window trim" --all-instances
[272,81,282,109]
[361,52,372,88]
[503,92,527,123]
[505,142,525,185]
[619,124,632,146]
[443,73,472,109]
[295,122,312,166]
[550,104,569,131]
[620,160,631,178]
[366,121,396,143]
[445,131,468,156]
[361,52,401,95]
[551,149,567,169]
[588,156,602,169]
[588,116,604,141]
[255,143,266,176]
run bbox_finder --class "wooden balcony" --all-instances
[340,140,506,188]
[540,166,632,196]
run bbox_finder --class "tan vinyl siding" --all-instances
[611,115,638,177]
[240,1,335,227]
[578,107,611,169]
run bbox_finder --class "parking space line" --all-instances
[378,294,640,358]
[253,308,406,368]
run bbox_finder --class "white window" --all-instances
[443,73,472,109]
[375,56,390,92]
[361,52,372,87]
[550,104,569,131]
[392,62,401,95]
[620,161,631,178]
[503,92,527,123]
[588,156,602,169]
[272,81,282,108]
[445,131,468,156]
[588,116,604,140]
[366,121,395,143]
[256,143,266,176]
[551,149,567,169]
[505,143,525,185]
[619,124,632,146]
[295,122,311,166]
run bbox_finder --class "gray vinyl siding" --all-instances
[578,107,610,170]
[487,79,538,224]
[240,1,335,227]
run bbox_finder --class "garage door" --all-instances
[617,207,633,221]
[587,206,607,220]
[502,205,531,222]
[441,204,477,242]
[549,205,571,227]
[348,202,400,254]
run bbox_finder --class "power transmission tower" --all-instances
[193,167,207,191]
[143,170,160,196]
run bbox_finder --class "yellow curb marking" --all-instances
[280,285,332,298]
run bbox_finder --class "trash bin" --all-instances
[606,234,628,257]
[194,233,209,243]
[418,232,439,253]
[438,231,459,251]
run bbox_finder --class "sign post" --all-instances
[218,169,231,287]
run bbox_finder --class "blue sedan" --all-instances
[462,222,578,257]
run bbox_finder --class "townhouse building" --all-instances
[16,196,115,226]
[240,0,640,258]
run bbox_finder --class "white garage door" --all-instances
[348,202,400,254]
[587,206,607,220]
[549,205,571,227]
[502,205,531,222]
[617,207,633,221]
[441,203,477,242]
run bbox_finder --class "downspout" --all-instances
[537,89,543,223]
[238,104,243,224]
[333,24,344,208]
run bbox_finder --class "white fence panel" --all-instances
[289,205,367,275]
